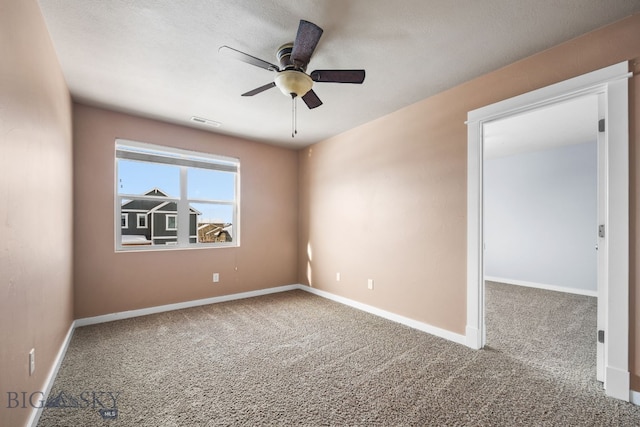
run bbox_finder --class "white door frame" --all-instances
[465,61,631,401]
[596,94,607,382]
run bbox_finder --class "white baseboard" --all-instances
[465,325,482,350]
[75,284,299,327]
[484,276,597,297]
[299,285,467,346]
[76,283,466,346]
[28,322,76,427]
[631,390,640,406]
[605,365,630,402]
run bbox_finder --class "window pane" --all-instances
[192,203,234,243]
[118,159,180,198]
[166,215,177,230]
[188,168,235,201]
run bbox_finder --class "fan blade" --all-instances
[310,69,366,84]
[301,89,323,109]
[241,82,276,96]
[219,46,279,72]
[290,20,323,68]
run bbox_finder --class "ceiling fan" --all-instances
[219,19,365,136]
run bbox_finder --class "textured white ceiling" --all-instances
[37,0,640,148]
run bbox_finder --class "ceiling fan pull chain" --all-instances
[291,95,294,138]
[291,94,298,138]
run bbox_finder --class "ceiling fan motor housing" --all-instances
[276,43,295,70]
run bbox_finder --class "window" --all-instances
[137,213,148,229]
[116,139,239,251]
[165,214,177,231]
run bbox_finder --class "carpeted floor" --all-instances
[37,285,640,426]
[485,280,598,387]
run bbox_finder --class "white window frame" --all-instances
[137,213,148,229]
[165,214,177,231]
[121,213,128,229]
[115,139,240,252]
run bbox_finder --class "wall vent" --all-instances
[190,116,221,127]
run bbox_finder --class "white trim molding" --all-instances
[466,61,631,401]
[28,323,76,427]
[75,284,467,346]
[75,285,299,327]
[301,286,467,346]
[484,276,598,297]
[606,366,631,401]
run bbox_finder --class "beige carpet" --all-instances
[485,280,598,386]
[37,285,640,426]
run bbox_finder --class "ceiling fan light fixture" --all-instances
[274,70,313,98]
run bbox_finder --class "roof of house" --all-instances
[122,188,202,215]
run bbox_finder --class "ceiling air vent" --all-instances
[190,116,221,127]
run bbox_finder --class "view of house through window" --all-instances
[115,139,239,251]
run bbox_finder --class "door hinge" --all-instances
[598,330,605,344]
[598,224,605,238]
[598,118,605,132]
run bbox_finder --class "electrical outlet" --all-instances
[29,349,35,376]
[367,279,374,290]
[336,272,341,282]
[213,273,219,283]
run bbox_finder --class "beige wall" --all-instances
[299,15,640,389]
[73,104,298,318]
[0,0,74,425]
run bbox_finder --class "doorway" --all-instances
[465,61,631,401]
[481,95,600,383]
